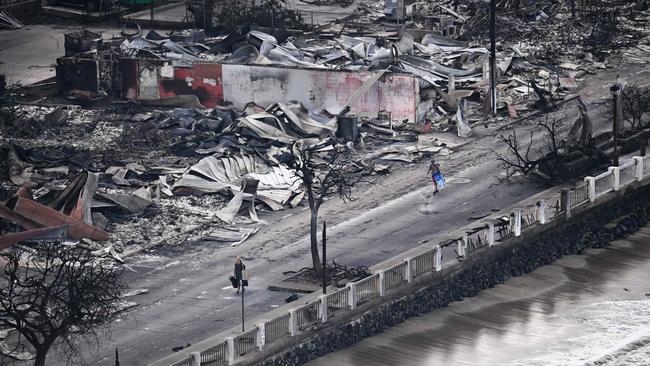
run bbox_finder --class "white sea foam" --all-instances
[505,300,650,366]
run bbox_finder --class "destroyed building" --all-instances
[55,27,493,125]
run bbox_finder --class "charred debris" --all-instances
[1,0,650,261]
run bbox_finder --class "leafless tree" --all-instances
[0,243,125,366]
[620,83,650,130]
[288,142,368,270]
[496,117,561,182]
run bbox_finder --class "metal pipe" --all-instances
[611,83,620,166]
[322,221,327,294]
[489,0,497,115]
[241,283,245,332]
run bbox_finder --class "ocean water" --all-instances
[308,228,650,366]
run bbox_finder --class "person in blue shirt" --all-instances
[427,160,443,195]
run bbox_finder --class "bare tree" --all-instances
[0,243,125,366]
[620,83,650,130]
[496,117,561,182]
[288,142,367,270]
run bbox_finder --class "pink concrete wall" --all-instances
[141,61,419,122]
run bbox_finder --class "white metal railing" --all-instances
[355,274,380,304]
[325,287,349,315]
[383,261,408,291]
[410,249,436,277]
[295,301,320,331]
[520,206,539,230]
[594,170,614,197]
[465,228,489,254]
[200,341,227,366]
[545,195,562,220]
[619,161,636,187]
[233,328,257,357]
[166,154,650,366]
[570,183,590,208]
[264,314,290,346]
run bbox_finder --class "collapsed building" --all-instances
[56,28,489,128]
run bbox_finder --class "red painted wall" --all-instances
[159,63,224,107]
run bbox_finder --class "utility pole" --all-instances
[202,0,206,29]
[115,348,119,366]
[322,221,327,294]
[611,83,620,166]
[489,0,497,115]
[241,281,245,332]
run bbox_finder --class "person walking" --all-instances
[427,159,443,195]
[234,256,245,294]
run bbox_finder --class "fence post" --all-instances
[561,189,571,218]
[288,309,298,336]
[611,166,620,191]
[448,74,455,92]
[456,238,465,258]
[405,259,412,283]
[191,352,200,366]
[634,156,644,180]
[537,199,546,224]
[378,271,386,296]
[318,295,328,323]
[585,176,596,201]
[226,337,235,365]
[347,282,357,310]
[256,323,265,351]
[462,232,469,253]
[434,245,442,271]
[513,209,522,237]
[487,221,495,246]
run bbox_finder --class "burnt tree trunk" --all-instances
[304,167,322,271]
[34,342,52,366]
[309,208,321,271]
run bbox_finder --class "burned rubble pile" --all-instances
[56,0,650,134]
[372,0,650,118]
[0,91,452,263]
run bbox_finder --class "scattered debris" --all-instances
[0,10,23,30]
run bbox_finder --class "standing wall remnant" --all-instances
[125,60,419,122]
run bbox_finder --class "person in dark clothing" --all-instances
[234,256,245,294]
[427,159,442,195]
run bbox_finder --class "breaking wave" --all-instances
[506,300,650,366]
